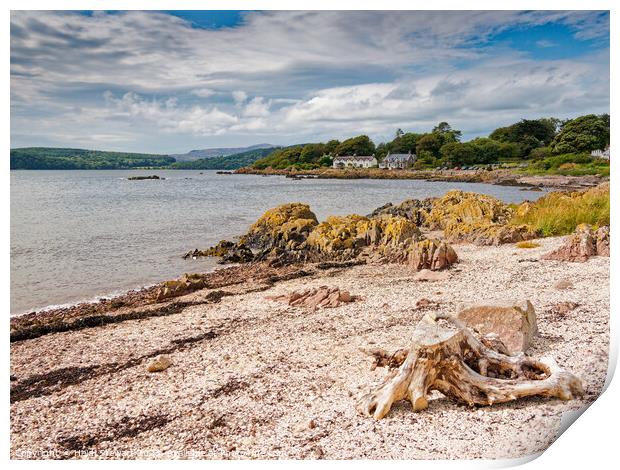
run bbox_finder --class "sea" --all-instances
[10,170,547,315]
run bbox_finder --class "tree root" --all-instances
[357,312,583,419]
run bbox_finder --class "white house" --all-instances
[332,155,377,168]
[379,151,416,169]
[591,147,610,160]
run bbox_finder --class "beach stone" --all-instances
[266,286,357,311]
[549,302,579,317]
[456,300,538,354]
[147,355,172,372]
[542,224,609,262]
[554,279,574,290]
[412,269,450,282]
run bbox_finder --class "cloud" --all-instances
[10,10,610,152]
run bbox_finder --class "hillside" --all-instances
[170,147,278,170]
[10,148,175,170]
[170,144,275,162]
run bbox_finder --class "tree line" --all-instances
[252,113,610,170]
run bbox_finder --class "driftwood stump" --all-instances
[358,313,583,419]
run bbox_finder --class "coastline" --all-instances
[10,235,609,459]
[234,167,606,191]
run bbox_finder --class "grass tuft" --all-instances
[515,241,541,249]
[510,183,610,237]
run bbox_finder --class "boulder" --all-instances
[147,355,172,372]
[156,273,210,300]
[367,198,435,226]
[266,286,358,311]
[243,203,318,251]
[595,226,610,256]
[542,224,609,262]
[382,238,458,271]
[455,300,538,354]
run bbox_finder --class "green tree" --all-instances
[489,118,558,157]
[324,139,340,155]
[299,143,326,163]
[391,132,422,153]
[551,114,610,154]
[416,133,444,157]
[432,122,462,143]
[335,135,376,156]
[440,142,476,166]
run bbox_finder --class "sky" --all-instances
[10,10,610,154]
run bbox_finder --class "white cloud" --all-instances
[232,90,248,105]
[9,10,610,152]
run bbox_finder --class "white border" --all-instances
[3,1,617,468]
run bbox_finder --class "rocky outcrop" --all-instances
[127,175,162,180]
[367,198,435,226]
[306,214,422,260]
[426,190,538,245]
[186,203,458,271]
[426,190,513,229]
[266,286,358,311]
[542,224,610,262]
[183,240,235,259]
[242,203,319,251]
[444,221,538,246]
[455,300,538,354]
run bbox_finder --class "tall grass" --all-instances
[510,184,610,237]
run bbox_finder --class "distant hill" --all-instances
[170,147,279,170]
[10,147,175,170]
[170,143,275,162]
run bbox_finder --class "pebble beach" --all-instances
[10,235,609,459]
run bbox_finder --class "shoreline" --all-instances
[11,178,605,328]
[234,167,606,191]
[10,235,610,459]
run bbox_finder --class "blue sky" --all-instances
[10,10,609,153]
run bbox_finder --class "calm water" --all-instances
[11,170,547,315]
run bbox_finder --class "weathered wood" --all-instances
[357,313,583,419]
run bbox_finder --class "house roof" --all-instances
[334,155,376,161]
[384,153,415,162]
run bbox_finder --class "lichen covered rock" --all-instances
[426,190,512,230]
[243,203,318,251]
[306,214,421,258]
[426,190,537,245]
[444,221,538,246]
[368,198,435,226]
